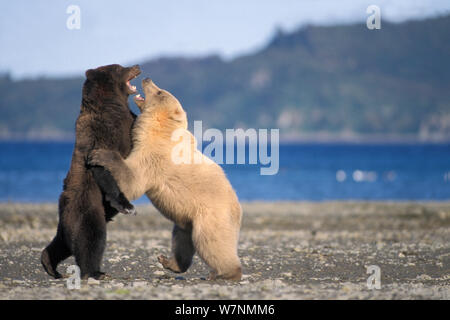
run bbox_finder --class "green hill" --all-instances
[1,14,450,141]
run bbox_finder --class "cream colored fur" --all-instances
[89,79,242,280]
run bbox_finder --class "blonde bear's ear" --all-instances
[169,109,185,123]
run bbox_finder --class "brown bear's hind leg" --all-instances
[41,229,71,279]
[73,209,107,280]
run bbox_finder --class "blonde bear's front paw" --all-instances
[87,149,114,167]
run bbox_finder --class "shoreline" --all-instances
[1,134,450,144]
[1,200,450,205]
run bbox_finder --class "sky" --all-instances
[1,0,449,79]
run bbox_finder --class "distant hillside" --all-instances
[1,15,450,141]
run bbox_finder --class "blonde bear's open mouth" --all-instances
[135,93,145,101]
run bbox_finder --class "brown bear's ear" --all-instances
[85,69,94,79]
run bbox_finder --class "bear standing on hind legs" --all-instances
[41,64,141,280]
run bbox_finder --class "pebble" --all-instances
[0,232,9,242]
[87,278,100,285]
[133,281,147,288]
[112,282,124,288]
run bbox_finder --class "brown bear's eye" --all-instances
[157,91,162,95]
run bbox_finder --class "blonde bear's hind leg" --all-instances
[158,224,195,273]
[192,216,242,281]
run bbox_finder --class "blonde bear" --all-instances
[88,78,243,280]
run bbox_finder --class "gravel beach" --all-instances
[0,202,449,300]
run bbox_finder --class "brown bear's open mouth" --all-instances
[126,80,137,93]
[126,66,141,94]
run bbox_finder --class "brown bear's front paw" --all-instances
[105,193,136,216]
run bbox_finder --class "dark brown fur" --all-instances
[41,64,140,279]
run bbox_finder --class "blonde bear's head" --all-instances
[134,78,187,130]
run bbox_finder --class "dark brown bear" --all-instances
[41,64,141,279]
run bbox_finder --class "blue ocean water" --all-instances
[0,142,449,202]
